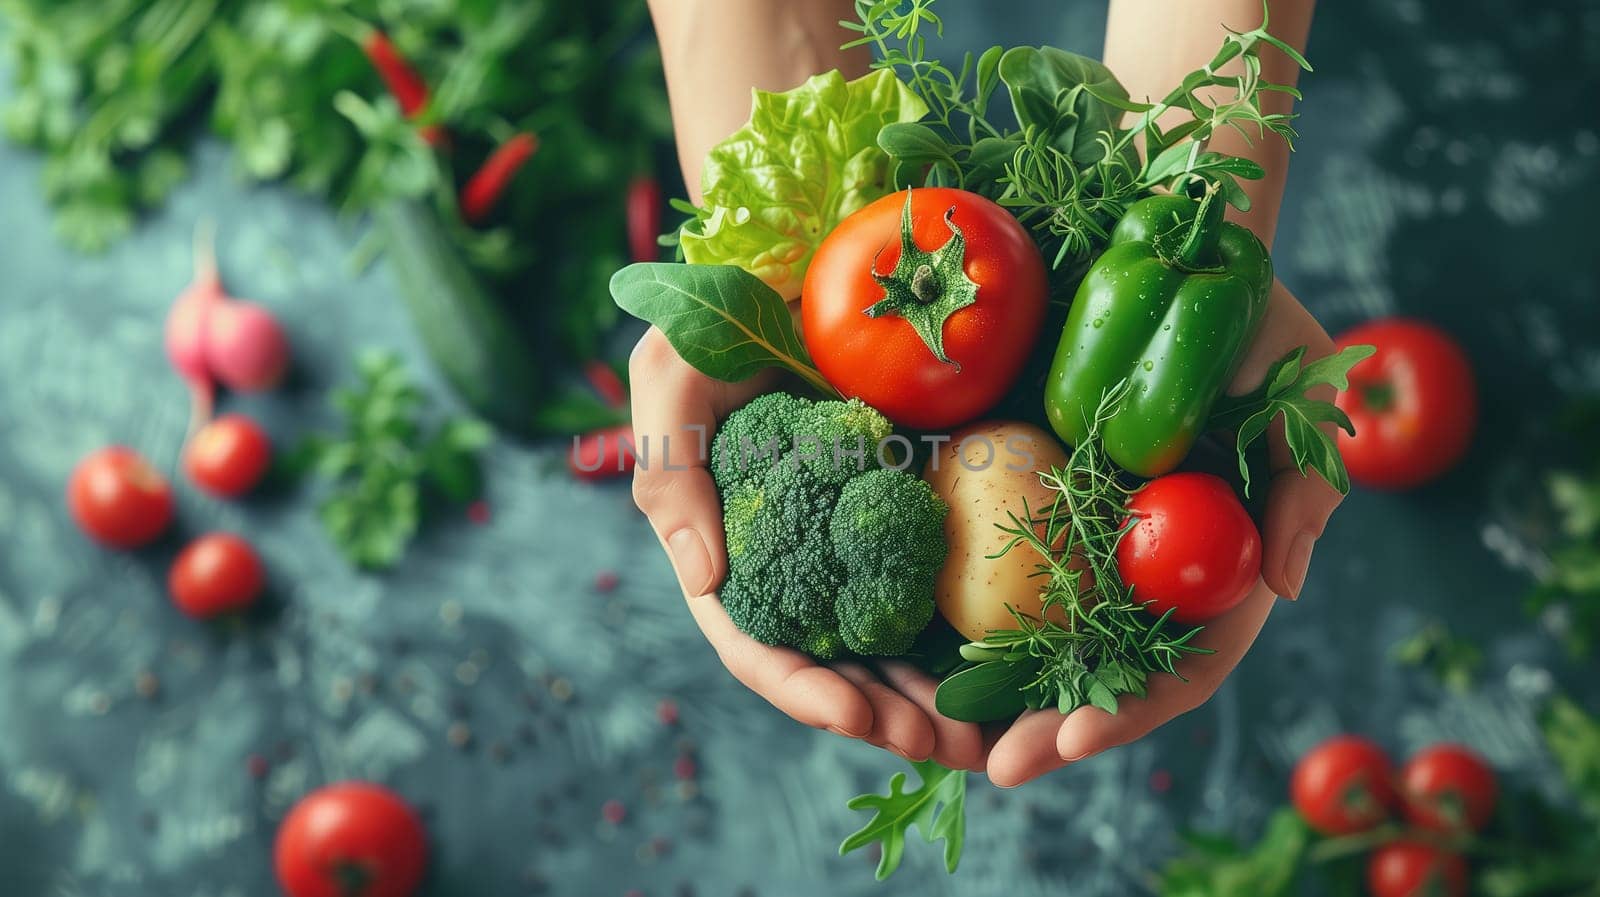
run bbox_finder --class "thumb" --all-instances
[1261,467,1342,599]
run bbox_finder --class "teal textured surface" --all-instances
[2,0,1598,894]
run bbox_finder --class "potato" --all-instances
[924,421,1073,642]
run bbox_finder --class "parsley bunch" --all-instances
[290,351,490,570]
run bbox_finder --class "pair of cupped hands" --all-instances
[628,278,1342,787]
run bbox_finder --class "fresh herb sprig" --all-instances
[935,381,1212,723]
[840,760,967,881]
[290,351,491,570]
[845,0,1311,276]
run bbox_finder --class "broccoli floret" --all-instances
[714,393,948,660]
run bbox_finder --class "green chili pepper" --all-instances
[1044,188,1272,477]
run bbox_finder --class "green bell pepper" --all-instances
[1044,188,1272,477]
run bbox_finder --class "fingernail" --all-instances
[1284,530,1316,599]
[666,528,714,597]
[828,724,870,739]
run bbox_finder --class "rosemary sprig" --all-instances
[947,382,1212,719]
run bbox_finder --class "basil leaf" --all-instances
[998,46,1130,166]
[610,263,836,395]
[934,659,1038,722]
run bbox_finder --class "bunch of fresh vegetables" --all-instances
[1,0,669,433]
[607,0,1377,880]
[1159,698,1600,897]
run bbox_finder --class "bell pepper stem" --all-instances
[1174,185,1224,270]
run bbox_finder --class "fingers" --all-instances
[986,710,1075,788]
[1226,282,1344,598]
[836,663,936,762]
[987,582,1277,787]
[628,328,769,598]
[877,662,987,772]
[682,591,874,736]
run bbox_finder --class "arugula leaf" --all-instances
[1207,344,1377,496]
[1156,808,1310,897]
[840,760,967,880]
[609,263,837,396]
[290,351,490,570]
[678,69,927,299]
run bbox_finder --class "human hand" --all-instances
[628,327,988,771]
[986,279,1342,787]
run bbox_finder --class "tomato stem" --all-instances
[1361,381,1395,412]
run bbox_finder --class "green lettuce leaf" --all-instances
[679,69,927,298]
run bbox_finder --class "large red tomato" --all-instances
[1290,735,1398,836]
[1400,743,1498,834]
[1367,841,1468,897]
[275,782,427,897]
[1117,473,1262,624]
[802,187,1047,429]
[67,446,174,548]
[1333,318,1476,489]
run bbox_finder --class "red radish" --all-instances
[164,223,292,422]
[203,300,290,391]
[165,222,224,429]
[569,424,637,481]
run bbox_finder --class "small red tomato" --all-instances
[184,414,272,497]
[1291,735,1398,836]
[275,782,428,897]
[1400,743,1498,834]
[569,424,637,481]
[68,446,174,548]
[1117,473,1262,623]
[1334,318,1476,490]
[168,533,264,618]
[1367,841,1469,897]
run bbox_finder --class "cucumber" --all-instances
[377,199,541,433]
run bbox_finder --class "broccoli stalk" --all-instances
[711,393,948,659]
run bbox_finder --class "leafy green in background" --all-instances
[289,351,491,570]
[1,0,668,360]
[1527,469,1600,657]
[1155,809,1310,897]
[1391,620,1483,692]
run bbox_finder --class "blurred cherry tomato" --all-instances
[168,533,264,618]
[1401,743,1498,834]
[1117,472,1262,623]
[1367,841,1468,897]
[1291,735,1398,835]
[68,446,174,548]
[627,176,663,264]
[184,414,272,497]
[275,782,427,897]
[1334,318,1476,489]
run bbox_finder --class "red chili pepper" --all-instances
[626,176,663,263]
[460,133,540,224]
[583,360,628,409]
[363,31,429,117]
[568,424,637,481]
